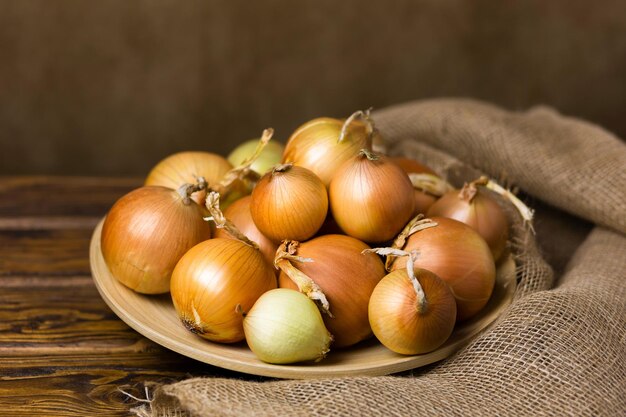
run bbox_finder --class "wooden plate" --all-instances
[90,219,516,379]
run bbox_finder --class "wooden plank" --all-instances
[0,285,144,351]
[0,369,190,416]
[0,217,101,231]
[0,176,141,217]
[0,229,92,278]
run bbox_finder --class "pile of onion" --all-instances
[427,176,534,261]
[169,192,276,343]
[366,248,457,354]
[214,195,277,271]
[281,110,379,187]
[98,109,532,366]
[146,129,274,208]
[276,236,385,347]
[388,215,496,321]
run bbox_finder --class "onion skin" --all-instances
[251,164,328,242]
[389,157,436,176]
[391,157,439,216]
[145,151,234,205]
[243,289,332,364]
[101,186,211,294]
[228,139,285,176]
[170,238,276,343]
[329,152,415,243]
[278,235,385,348]
[214,195,278,272]
[369,268,457,355]
[427,190,509,261]
[390,217,496,321]
[282,117,372,187]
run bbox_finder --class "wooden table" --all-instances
[0,177,249,416]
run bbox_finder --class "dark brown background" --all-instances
[1,0,625,176]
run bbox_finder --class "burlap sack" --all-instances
[132,99,626,417]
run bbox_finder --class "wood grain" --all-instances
[0,176,141,217]
[0,176,222,416]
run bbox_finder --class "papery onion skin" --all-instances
[389,157,436,176]
[214,195,278,273]
[391,157,439,216]
[329,152,415,243]
[251,165,328,242]
[145,151,234,205]
[369,268,457,355]
[244,288,332,364]
[390,217,496,321]
[427,190,509,261]
[170,238,276,343]
[228,139,285,176]
[282,117,372,187]
[278,234,385,348]
[101,186,211,294]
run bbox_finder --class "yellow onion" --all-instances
[146,129,275,209]
[427,176,534,261]
[366,248,457,355]
[329,149,415,243]
[250,163,328,242]
[281,110,377,187]
[391,157,453,216]
[276,237,386,348]
[389,216,495,321]
[170,192,276,343]
[390,157,436,176]
[214,195,277,272]
[214,129,276,203]
[243,288,333,364]
[101,184,211,294]
[145,151,233,205]
[227,139,285,176]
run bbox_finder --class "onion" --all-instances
[146,129,275,209]
[281,110,377,187]
[145,151,233,205]
[207,128,275,209]
[366,248,457,355]
[276,236,386,348]
[228,139,285,176]
[389,157,436,176]
[243,288,333,364]
[329,149,415,243]
[251,163,328,242]
[170,192,276,343]
[427,176,534,261]
[101,183,211,294]
[214,195,277,271]
[388,216,496,321]
[390,157,453,216]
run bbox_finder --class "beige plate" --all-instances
[90,219,516,379]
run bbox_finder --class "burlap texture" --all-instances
[133,99,626,416]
